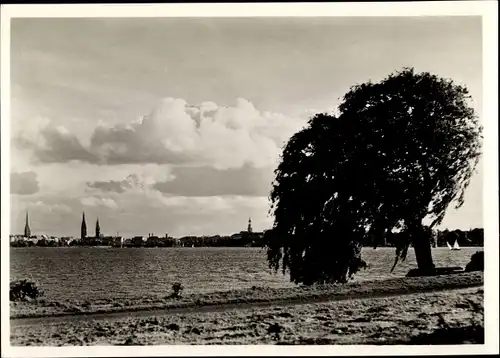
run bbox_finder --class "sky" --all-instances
[9,16,483,237]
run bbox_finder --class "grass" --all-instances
[10,271,483,320]
[10,286,484,346]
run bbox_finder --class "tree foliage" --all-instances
[267,68,482,285]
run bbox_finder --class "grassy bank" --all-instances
[11,271,483,320]
[10,286,483,346]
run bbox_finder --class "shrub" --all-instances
[465,251,484,272]
[171,282,183,298]
[166,323,180,331]
[10,280,44,301]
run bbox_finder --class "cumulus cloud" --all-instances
[10,171,40,195]
[15,98,306,169]
[87,174,147,193]
[81,196,118,208]
[14,118,99,164]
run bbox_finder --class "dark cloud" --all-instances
[153,165,274,197]
[11,171,40,195]
[15,126,99,164]
[87,180,128,193]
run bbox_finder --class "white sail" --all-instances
[453,240,461,250]
[447,241,452,250]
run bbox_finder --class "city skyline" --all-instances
[14,210,257,238]
[9,17,483,237]
[13,208,484,239]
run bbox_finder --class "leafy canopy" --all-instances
[267,68,482,285]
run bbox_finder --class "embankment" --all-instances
[11,271,483,326]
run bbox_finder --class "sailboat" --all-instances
[447,240,461,250]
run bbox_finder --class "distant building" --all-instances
[81,212,87,240]
[82,236,97,246]
[112,236,124,247]
[10,235,24,243]
[59,237,73,246]
[231,233,243,240]
[95,217,100,238]
[24,211,31,238]
[228,218,265,247]
[101,236,114,246]
[172,237,182,247]
[132,236,146,247]
[146,235,161,247]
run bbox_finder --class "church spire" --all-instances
[81,212,87,240]
[24,211,31,238]
[95,217,100,238]
[247,217,253,233]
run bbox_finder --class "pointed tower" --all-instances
[81,212,87,240]
[95,217,100,238]
[24,211,31,238]
[247,217,253,233]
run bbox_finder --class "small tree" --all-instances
[267,68,482,284]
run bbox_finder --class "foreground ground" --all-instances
[11,271,483,320]
[11,286,483,345]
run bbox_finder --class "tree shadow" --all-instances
[406,325,484,345]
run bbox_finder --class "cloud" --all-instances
[87,180,128,193]
[153,193,270,215]
[87,174,146,193]
[14,119,99,164]
[86,164,274,197]
[81,196,118,209]
[10,171,40,195]
[153,165,274,197]
[26,200,72,214]
[15,98,306,169]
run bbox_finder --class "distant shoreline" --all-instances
[9,227,485,248]
[9,245,485,248]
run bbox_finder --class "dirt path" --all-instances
[11,282,483,328]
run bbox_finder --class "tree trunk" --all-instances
[411,223,436,275]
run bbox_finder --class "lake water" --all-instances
[10,247,480,302]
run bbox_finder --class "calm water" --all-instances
[10,247,480,301]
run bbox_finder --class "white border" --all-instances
[1,2,498,356]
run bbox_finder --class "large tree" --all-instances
[267,68,482,284]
